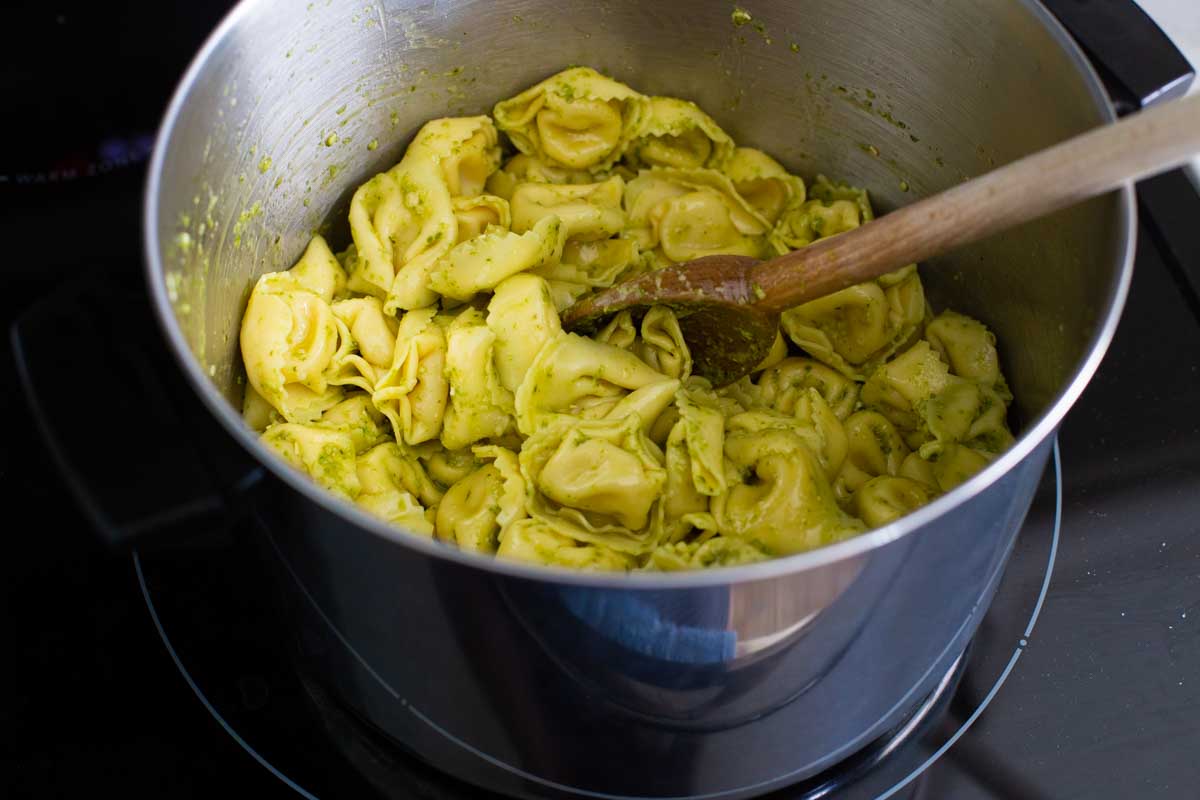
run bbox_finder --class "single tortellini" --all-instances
[405,115,502,198]
[328,297,398,392]
[359,441,444,509]
[899,450,937,488]
[936,445,993,489]
[602,379,681,435]
[901,445,993,492]
[435,445,525,553]
[510,176,625,242]
[497,517,635,571]
[651,187,767,262]
[634,306,692,380]
[494,67,649,172]
[486,273,563,394]
[520,414,667,553]
[860,340,951,432]
[769,198,862,253]
[919,377,1014,456]
[347,157,457,312]
[240,269,343,423]
[723,147,806,225]
[654,418,712,543]
[624,168,771,263]
[924,310,1008,395]
[373,307,449,445]
[768,174,874,253]
[675,382,728,496]
[809,174,874,218]
[725,399,847,482]
[452,194,511,244]
[514,332,670,435]
[853,476,933,528]
[594,309,638,350]
[261,423,360,500]
[428,215,566,301]
[623,96,734,170]
[646,536,769,571]
[414,441,480,489]
[289,234,348,301]
[535,237,640,289]
[719,356,861,421]
[713,428,866,556]
[355,442,435,535]
[441,308,516,450]
[484,153,596,200]
[782,265,927,379]
[317,394,391,454]
[835,410,910,498]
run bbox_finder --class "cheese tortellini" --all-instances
[238,68,1018,571]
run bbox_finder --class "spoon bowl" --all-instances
[561,255,777,387]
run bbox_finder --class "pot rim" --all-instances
[143,0,1135,590]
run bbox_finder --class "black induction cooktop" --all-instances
[3,1,1199,798]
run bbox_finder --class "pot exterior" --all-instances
[254,437,1049,797]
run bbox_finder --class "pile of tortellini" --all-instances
[239,67,1015,571]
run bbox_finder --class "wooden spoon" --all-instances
[562,92,1200,386]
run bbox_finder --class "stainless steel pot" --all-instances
[144,1,1133,796]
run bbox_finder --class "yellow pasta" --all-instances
[428,215,565,301]
[624,167,770,263]
[328,297,398,392]
[713,427,866,556]
[513,332,669,434]
[317,395,391,454]
[452,194,511,244]
[624,96,734,170]
[723,147,806,225]
[498,517,636,571]
[520,415,667,554]
[780,265,926,380]
[240,69,1019,571]
[356,442,435,535]
[484,153,596,200]
[538,237,640,289]
[510,176,626,241]
[261,423,360,500]
[655,419,713,544]
[240,270,344,423]
[435,445,525,553]
[440,309,515,450]
[493,67,648,172]
[486,273,563,393]
[854,476,934,527]
[372,307,449,446]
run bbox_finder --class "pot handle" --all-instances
[1041,0,1194,115]
[1042,1,1200,313]
[10,276,263,549]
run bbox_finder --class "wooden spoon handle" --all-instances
[750,92,1200,314]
